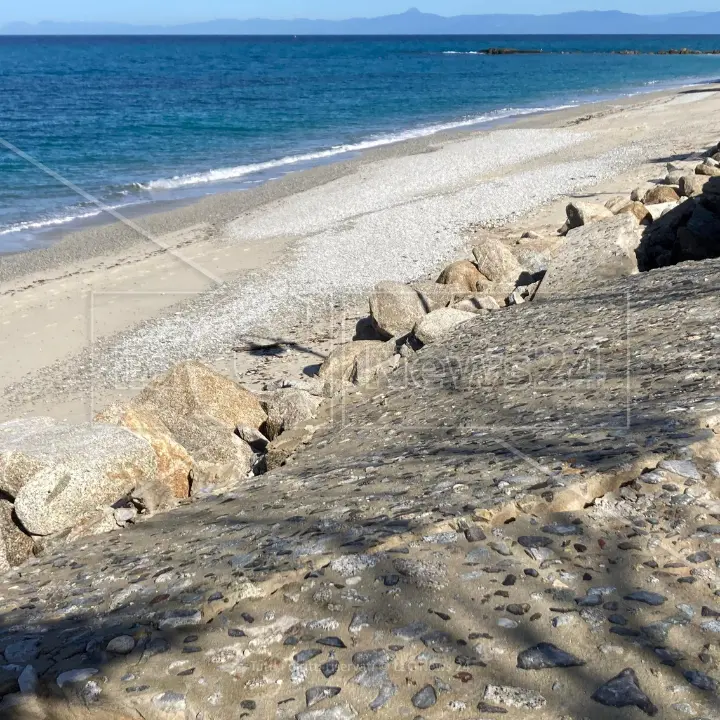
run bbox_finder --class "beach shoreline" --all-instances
[1,78,718,276]
[1,82,720,423]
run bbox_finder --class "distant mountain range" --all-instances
[4,9,720,35]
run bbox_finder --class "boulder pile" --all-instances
[0,361,326,568]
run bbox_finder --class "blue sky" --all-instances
[2,2,718,25]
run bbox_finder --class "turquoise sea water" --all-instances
[1,35,720,250]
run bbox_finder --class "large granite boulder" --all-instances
[617,201,652,225]
[369,282,451,339]
[696,162,720,178]
[644,185,679,205]
[263,389,322,441]
[169,413,254,470]
[472,237,522,284]
[0,417,57,498]
[537,214,643,299]
[134,361,266,433]
[679,174,710,198]
[413,308,477,345]
[1,419,156,536]
[452,294,500,314]
[0,500,34,572]
[318,340,396,392]
[437,260,486,292]
[564,201,614,232]
[95,404,192,499]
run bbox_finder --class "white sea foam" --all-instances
[137,105,574,192]
[0,208,104,237]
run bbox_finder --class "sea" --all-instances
[1,35,720,252]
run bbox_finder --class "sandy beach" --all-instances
[2,83,720,423]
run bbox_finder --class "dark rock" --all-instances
[624,591,667,606]
[610,627,641,637]
[518,536,552,549]
[591,668,658,716]
[684,670,717,692]
[317,637,346,648]
[455,655,486,667]
[687,551,711,564]
[294,649,322,664]
[352,649,394,668]
[411,685,437,710]
[524,568,539,577]
[321,659,339,678]
[502,574,517,586]
[506,603,530,616]
[517,643,585,670]
[608,615,627,626]
[369,682,397,711]
[477,701,508,714]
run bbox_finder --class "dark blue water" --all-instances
[1,35,720,250]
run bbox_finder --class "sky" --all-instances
[2,1,718,25]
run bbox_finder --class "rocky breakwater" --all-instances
[2,140,720,719]
[0,361,326,570]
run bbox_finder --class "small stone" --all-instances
[517,643,585,670]
[591,668,658,716]
[687,551,711,564]
[488,541,513,556]
[294,649,323,664]
[658,460,700,480]
[57,669,98,688]
[158,609,202,629]
[153,692,187,712]
[4,639,40,664]
[296,705,357,720]
[317,637,346,648]
[506,604,530,616]
[18,665,38,694]
[369,683,397,711]
[411,685,437,710]
[464,526,487,542]
[106,635,135,654]
[541,524,581,536]
[518,536,552,549]
[483,685,546,710]
[624,591,666,606]
[684,670,717,692]
[477,701,508,714]
[352,649,394,668]
[502,574,517,586]
[321,659,339,678]
[306,686,342,707]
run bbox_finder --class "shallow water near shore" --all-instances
[1,34,720,251]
